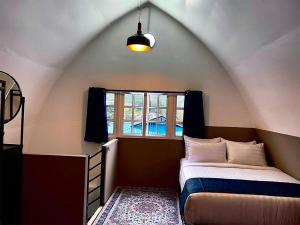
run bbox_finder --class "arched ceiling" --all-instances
[0,0,300,138]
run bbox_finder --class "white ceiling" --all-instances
[1,0,300,137]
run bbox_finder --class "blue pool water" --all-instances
[108,122,183,136]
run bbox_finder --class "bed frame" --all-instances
[184,192,300,225]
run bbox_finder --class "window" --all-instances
[106,93,115,134]
[146,93,167,136]
[123,93,144,135]
[106,91,185,138]
[175,95,185,136]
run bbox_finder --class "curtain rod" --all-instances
[105,89,185,94]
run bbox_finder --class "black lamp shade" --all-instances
[127,34,151,52]
[127,22,151,52]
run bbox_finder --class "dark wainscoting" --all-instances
[117,137,185,188]
[256,129,300,181]
[205,126,257,142]
[22,154,88,225]
[117,126,257,188]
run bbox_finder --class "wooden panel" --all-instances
[256,129,300,180]
[22,154,88,225]
[206,126,257,142]
[117,127,257,188]
[117,138,185,188]
[103,139,118,203]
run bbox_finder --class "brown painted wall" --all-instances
[117,126,257,188]
[205,126,257,142]
[19,128,299,225]
[256,129,300,180]
[117,138,185,188]
[22,154,87,225]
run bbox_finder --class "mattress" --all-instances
[179,159,300,225]
[180,159,299,190]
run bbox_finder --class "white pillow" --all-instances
[186,142,227,163]
[184,136,221,158]
[184,135,221,143]
[227,142,267,166]
[183,135,221,143]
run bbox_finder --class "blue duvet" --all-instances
[180,178,300,214]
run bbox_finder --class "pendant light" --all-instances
[127,0,151,52]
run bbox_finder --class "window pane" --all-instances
[123,122,132,134]
[148,108,157,121]
[175,122,183,136]
[158,122,167,135]
[108,121,114,134]
[134,107,143,121]
[106,93,115,135]
[149,94,157,107]
[107,106,114,120]
[124,94,132,106]
[175,96,184,136]
[159,95,167,107]
[176,109,184,122]
[146,93,168,136]
[134,94,143,107]
[147,122,157,135]
[123,108,132,121]
[159,109,167,119]
[122,93,144,136]
[177,95,185,108]
[106,93,115,106]
[133,122,142,135]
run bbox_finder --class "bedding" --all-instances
[180,160,299,189]
[180,178,300,213]
[180,160,300,225]
[227,142,267,166]
[184,136,221,159]
[184,136,221,143]
[185,142,227,163]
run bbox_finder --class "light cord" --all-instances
[147,6,151,32]
[138,0,141,22]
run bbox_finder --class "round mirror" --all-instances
[0,71,22,123]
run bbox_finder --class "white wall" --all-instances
[28,6,253,155]
[233,26,300,136]
[153,0,300,137]
[0,50,62,147]
[1,0,299,155]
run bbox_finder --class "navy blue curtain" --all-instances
[183,90,205,138]
[84,87,108,143]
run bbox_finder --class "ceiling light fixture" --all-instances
[127,0,152,52]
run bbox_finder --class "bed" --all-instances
[179,159,300,225]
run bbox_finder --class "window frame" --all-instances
[122,92,144,136]
[107,91,184,139]
[106,92,116,135]
[175,95,185,136]
[146,93,168,137]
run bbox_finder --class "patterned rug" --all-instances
[92,187,183,225]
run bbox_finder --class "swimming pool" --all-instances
[108,122,183,136]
